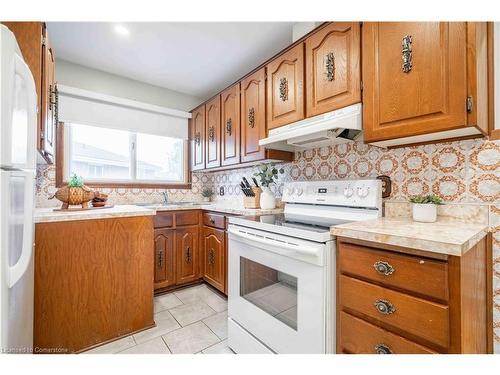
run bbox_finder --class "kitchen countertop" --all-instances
[154,203,284,216]
[35,205,156,223]
[330,217,489,257]
[35,203,283,223]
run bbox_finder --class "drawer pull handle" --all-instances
[374,343,393,354]
[373,261,395,276]
[374,299,396,315]
[210,218,215,224]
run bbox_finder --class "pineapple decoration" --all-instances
[50,174,96,209]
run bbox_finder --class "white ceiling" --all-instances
[46,22,296,100]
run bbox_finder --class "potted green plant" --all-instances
[201,188,214,203]
[254,163,284,209]
[409,194,444,223]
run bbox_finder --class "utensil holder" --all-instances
[243,187,261,209]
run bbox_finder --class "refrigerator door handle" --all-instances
[7,174,34,288]
[13,53,37,169]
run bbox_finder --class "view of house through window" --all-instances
[67,123,185,184]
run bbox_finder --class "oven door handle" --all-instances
[228,227,320,257]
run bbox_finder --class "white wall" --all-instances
[56,59,202,112]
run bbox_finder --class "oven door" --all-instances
[228,225,326,354]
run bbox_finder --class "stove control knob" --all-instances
[357,186,370,198]
[296,187,304,196]
[343,187,354,198]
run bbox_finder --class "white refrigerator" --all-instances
[0,25,37,353]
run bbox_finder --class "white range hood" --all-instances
[259,103,362,151]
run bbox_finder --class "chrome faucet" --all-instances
[162,191,169,205]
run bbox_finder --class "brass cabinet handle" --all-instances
[209,218,215,224]
[374,299,396,315]
[373,261,395,276]
[325,52,335,81]
[226,118,232,135]
[208,248,215,265]
[208,126,215,142]
[279,77,288,101]
[49,83,59,125]
[185,246,191,264]
[402,35,413,73]
[374,343,393,354]
[248,108,255,128]
[194,132,201,145]
[158,250,164,268]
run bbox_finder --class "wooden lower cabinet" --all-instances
[202,226,226,293]
[337,237,490,354]
[153,210,228,296]
[34,216,154,353]
[154,228,175,289]
[175,226,199,284]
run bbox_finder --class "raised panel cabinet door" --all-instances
[205,95,221,168]
[266,43,305,130]
[221,83,241,166]
[240,68,266,163]
[41,26,56,163]
[202,226,225,293]
[362,22,468,142]
[190,104,205,171]
[305,22,361,117]
[175,226,199,285]
[154,228,175,289]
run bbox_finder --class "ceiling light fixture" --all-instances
[114,24,130,36]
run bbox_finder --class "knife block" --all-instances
[243,187,262,209]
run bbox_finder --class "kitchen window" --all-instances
[55,85,191,188]
[63,122,186,185]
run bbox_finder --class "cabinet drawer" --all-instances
[339,242,448,301]
[175,211,199,227]
[203,212,225,229]
[339,312,437,354]
[339,275,449,348]
[153,212,173,228]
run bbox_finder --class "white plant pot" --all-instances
[412,203,437,223]
[259,186,276,209]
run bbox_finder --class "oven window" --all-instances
[240,257,298,330]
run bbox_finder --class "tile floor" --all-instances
[84,283,234,354]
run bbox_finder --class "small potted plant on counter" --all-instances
[201,188,214,203]
[410,194,444,223]
[254,163,284,209]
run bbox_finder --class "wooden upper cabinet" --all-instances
[241,68,266,163]
[154,228,175,289]
[466,22,489,135]
[266,43,305,130]
[2,22,56,163]
[175,226,199,285]
[190,104,205,171]
[41,28,56,162]
[221,83,241,166]
[305,22,361,117]
[205,96,221,168]
[362,22,487,145]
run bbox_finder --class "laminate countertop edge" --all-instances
[330,217,489,257]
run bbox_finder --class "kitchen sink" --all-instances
[134,202,199,209]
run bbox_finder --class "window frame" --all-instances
[55,122,191,189]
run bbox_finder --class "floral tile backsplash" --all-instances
[36,137,500,352]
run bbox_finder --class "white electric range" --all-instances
[227,178,382,354]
